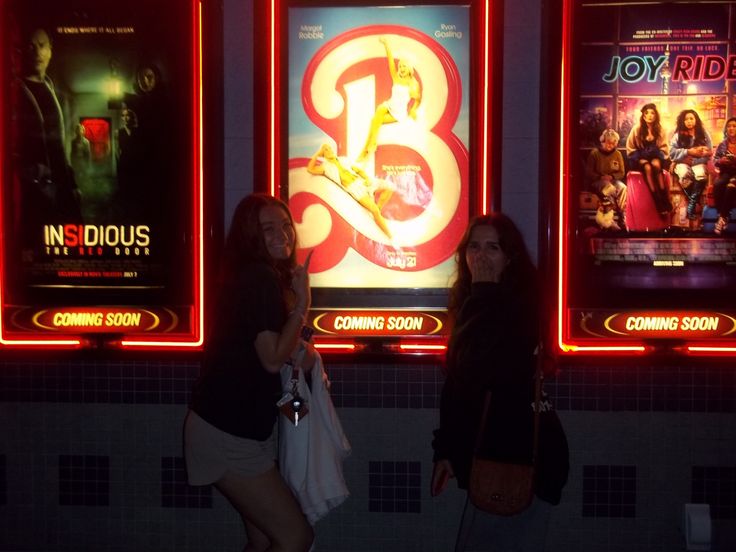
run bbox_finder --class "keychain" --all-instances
[278,329,312,425]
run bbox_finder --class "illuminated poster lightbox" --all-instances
[287,5,470,290]
[557,0,736,355]
[259,0,499,353]
[0,0,203,349]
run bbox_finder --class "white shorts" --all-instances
[183,410,276,485]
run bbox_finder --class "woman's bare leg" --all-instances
[243,520,270,552]
[359,197,392,237]
[358,106,397,161]
[215,466,313,552]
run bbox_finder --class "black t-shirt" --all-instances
[191,262,287,439]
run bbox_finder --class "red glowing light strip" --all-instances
[314,342,357,352]
[556,0,571,354]
[555,0,645,355]
[269,0,275,195]
[688,346,736,353]
[399,343,447,352]
[481,0,490,214]
[0,0,204,349]
[122,0,204,348]
[555,1,733,356]
[269,0,279,197]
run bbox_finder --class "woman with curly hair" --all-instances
[669,109,713,226]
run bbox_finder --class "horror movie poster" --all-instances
[287,5,469,289]
[0,0,196,338]
[566,1,736,343]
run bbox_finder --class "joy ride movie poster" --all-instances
[568,1,736,341]
[287,5,469,289]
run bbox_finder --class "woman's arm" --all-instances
[254,254,312,373]
[714,140,733,168]
[585,149,602,182]
[669,132,688,162]
[380,36,397,81]
[658,129,670,158]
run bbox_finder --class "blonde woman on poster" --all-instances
[357,36,422,163]
[307,143,394,238]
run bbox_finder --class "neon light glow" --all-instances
[266,1,492,354]
[314,342,357,351]
[270,0,277,196]
[557,0,570,354]
[399,343,448,352]
[0,0,205,349]
[122,0,204,349]
[481,0,489,214]
[688,346,736,353]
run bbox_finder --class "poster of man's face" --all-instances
[287,5,470,289]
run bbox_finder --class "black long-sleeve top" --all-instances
[432,282,568,504]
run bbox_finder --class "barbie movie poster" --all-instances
[566,1,736,341]
[287,5,470,289]
[1,0,196,334]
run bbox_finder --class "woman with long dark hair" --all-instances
[431,214,568,551]
[669,109,713,227]
[626,103,671,215]
[184,193,314,552]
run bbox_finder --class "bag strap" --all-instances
[474,342,544,463]
[531,343,543,464]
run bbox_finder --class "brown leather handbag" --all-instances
[468,347,542,516]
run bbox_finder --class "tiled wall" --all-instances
[1,360,735,551]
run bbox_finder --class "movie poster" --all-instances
[567,1,736,342]
[0,0,197,338]
[287,5,469,289]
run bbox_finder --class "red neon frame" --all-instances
[554,0,736,357]
[257,0,501,355]
[0,0,205,350]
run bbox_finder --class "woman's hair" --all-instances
[637,103,663,145]
[221,193,297,289]
[447,213,538,324]
[121,108,138,127]
[675,109,707,147]
[397,58,414,77]
[723,117,736,140]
